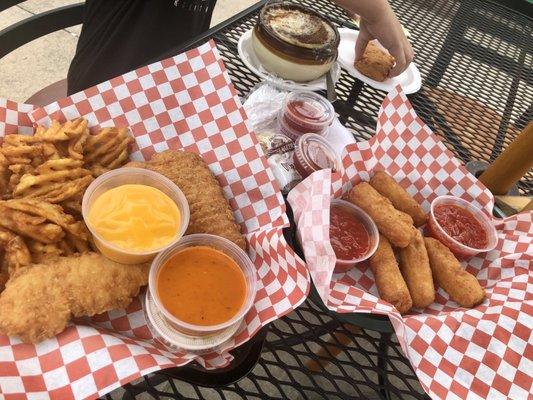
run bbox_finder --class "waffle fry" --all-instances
[0,205,64,244]
[0,228,31,278]
[13,158,93,203]
[0,152,8,198]
[27,240,66,264]
[1,134,59,168]
[35,118,87,142]
[67,127,89,160]
[0,118,131,292]
[60,193,83,217]
[85,127,133,176]
[2,199,90,242]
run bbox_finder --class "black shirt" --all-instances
[67,0,216,94]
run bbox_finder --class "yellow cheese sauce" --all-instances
[88,184,180,252]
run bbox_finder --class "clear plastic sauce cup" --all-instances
[293,133,342,179]
[428,195,498,258]
[148,234,257,338]
[278,91,335,140]
[82,167,190,264]
[329,199,380,272]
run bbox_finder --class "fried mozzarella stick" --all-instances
[370,171,427,227]
[399,231,435,308]
[128,150,246,250]
[0,253,149,343]
[369,234,412,314]
[345,182,416,248]
[424,237,485,308]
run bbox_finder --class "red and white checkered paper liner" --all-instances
[288,86,533,400]
[0,40,310,400]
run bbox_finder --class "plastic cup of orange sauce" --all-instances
[147,234,257,347]
[82,168,190,264]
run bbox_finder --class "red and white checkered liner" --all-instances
[288,86,533,400]
[0,40,310,400]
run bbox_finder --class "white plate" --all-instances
[337,28,421,94]
[237,28,341,92]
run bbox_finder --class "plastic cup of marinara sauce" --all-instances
[428,195,498,258]
[329,199,379,272]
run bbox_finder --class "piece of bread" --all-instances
[354,42,395,82]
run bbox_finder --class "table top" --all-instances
[103,0,532,398]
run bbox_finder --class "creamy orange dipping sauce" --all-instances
[157,246,246,326]
[88,184,180,252]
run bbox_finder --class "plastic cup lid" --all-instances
[144,289,242,353]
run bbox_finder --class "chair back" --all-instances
[0,1,84,59]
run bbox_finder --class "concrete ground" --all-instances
[0,0,259,102]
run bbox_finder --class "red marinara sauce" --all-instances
[330,205,370,260]
[288,100,323,120]
[285,100,324,134]
[433,204,488,249]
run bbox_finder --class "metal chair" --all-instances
[0,1,84,105]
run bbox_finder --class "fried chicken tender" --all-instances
[0,252,149,343]
[424,237,485,308]
[127,150,246,250]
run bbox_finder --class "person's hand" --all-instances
[354,5,414,77]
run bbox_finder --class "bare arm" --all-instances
[333,0,414,77]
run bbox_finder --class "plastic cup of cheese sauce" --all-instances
[148,234,257,347]
[82,168,189,264]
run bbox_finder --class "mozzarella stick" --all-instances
[345,182,416,248]
[369,234,412,314]
[399,231,435,308]
[424,237,485,308]
[370,171,427,227]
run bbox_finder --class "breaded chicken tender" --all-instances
[370,171,427,227]
[128,150,246,250]
[345,182,416,248]
[0,253,149,343]
[424,237,485,308]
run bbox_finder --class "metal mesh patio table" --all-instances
[102,0,532,398]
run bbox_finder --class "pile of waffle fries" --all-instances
[0,118,133,289]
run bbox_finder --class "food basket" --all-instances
[287,86,532,400]
[0,40,309,400]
